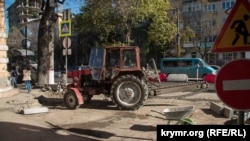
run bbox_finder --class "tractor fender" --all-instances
[69,87,84,104]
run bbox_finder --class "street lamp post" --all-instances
[25,26,27,57]
[24,25,31,64]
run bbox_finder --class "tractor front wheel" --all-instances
[64,90,80,109]
[111,75,148,110]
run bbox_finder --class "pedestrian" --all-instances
[22,65,31,93]
[11,69,18,88]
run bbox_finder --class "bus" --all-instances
[160,58,216,80]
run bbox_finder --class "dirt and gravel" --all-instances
[0,83,243,141]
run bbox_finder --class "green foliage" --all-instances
[74,0,176,55]
[181,26,196,42]
[7,26,24,50]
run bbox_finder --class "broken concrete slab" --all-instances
[23,107,49,115]
[210,102,224,116]
[223,106,234,118]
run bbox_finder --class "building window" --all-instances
[202,19,217,27]
[191,52,196,58]
[207,53,218,65]
[221,0,235,10]
[203,3,216,12]
[223,52,243,62]
[183,3,201,12]
[212,19,216,26]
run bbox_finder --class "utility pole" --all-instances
[21,25,31,63]
[25,26,27,58]
[176,7,181,57]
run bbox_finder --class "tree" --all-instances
[6,26,23,51]
[74,0,177,60]
[37,0,65,85]
[145,1,177,49]
[182,1,216,60]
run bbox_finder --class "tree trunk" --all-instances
[37,0,54,85]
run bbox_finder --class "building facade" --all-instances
[169,0,246,66]
[0,0,19,96]
[7,0,42,53]
[8,0,41,27]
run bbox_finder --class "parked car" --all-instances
[209,65,220,71]
[203,74,216,83]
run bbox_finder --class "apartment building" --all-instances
[7,0,42,53]
[8,0,41,27]
[169,0,245,66]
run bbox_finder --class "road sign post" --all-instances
[215,59,250,124]
[216,59,250,110]
[212,0,250,125]
[60,9,72,84]
[62,36,72,84]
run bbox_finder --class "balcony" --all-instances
[182,0,197,4]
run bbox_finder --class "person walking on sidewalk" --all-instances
[22,65,31,93]
[11,69,18,88]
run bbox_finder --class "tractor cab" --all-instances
[89,48,104,80]
[88,46,142,81]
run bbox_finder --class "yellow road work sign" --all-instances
[212,0,250,52]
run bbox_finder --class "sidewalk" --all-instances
[0,74,70,112]
[0,89,85,141]
[0,88,19,99]
[0,74,65,98]
[0,84,44,112]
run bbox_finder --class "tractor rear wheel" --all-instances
[111,75,148,110]
[64,90,80,109]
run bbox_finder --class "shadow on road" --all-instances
[36,95,118,110]
[36,95,64,107]
[0,122,100,141]
[130,124,156,131]
[80,99,117,110]
[200,108,226,118]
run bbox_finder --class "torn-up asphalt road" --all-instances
[0,87,237,141]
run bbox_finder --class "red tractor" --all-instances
[64,46,149,110]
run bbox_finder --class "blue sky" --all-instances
[63,0,85,13]
[4,0,15,32]
[4,0,85,32]
[5,0,14,8]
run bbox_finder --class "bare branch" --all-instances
[56,0,65,4]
